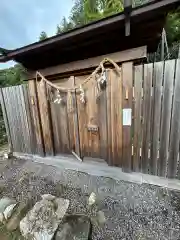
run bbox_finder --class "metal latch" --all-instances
[87,124,99,132]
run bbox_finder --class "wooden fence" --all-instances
[1,59,180,179]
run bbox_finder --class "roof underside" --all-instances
[0,0,179,70]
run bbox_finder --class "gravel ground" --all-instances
[0,157,180,239]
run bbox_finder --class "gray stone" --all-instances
[0,197,16,222]
[4,203,17,220]
[41,194,56,201]
[0,197,15,213]
[6,202,30,231]
[20,196,69,240]
[55,215,91,240]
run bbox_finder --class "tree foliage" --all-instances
[165,11,180,45]
[0,64,26,87]
[0,63,26,145]
[56,0,124,34]
[39,31,48,41]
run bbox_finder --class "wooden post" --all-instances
[123,0,132,36]
[37,79,54,156]
[122,62,133,172]
[28,80,44,156]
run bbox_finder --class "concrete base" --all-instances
[13,152,180,191]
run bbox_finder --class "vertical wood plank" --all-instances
[168,60,180,178]
[50,102,62,154]
[76,79,88,158]
[86,75,100,158]
[72,76,81,157]
[133,65,143,171]
[54,93,70,154]
[37,80,54,155]
[158,60,175,177]
[2,88,18,152]
[67,93,75,152]
[141,63,153,173]
[98,71,108,161]
[17,85,31,153]
[66,77,81,156]
[122,62,133,172]
[22,84,37,154]
[106,69,113,165]
[28,80,44,156]
[10,86,25,153]
[0,88,13,152]
[149,62,164,175]
[108,69,123,166]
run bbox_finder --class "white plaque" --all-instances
[123,108,132,126]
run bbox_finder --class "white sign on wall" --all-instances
[123,108,132,126]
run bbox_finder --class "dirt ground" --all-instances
[0,157,180,239]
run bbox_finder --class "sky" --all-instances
[0,0,73,69]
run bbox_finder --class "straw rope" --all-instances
[36,57,121,92]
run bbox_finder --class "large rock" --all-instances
[20,194,69,240]
[55,215,91,240]
[4,203,17,220]
[6,202,30,231]
[0,197,16,222]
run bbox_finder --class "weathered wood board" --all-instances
[133,65,143,172]
[28,80,44,156]
[141,63,153,174]
[122,62,133,172]
[168,60,180,178]
[36,80,54,155]
[2,59,180,180]
[149,62,163,175]
[158,60,175,177]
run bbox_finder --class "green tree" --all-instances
[57,0,123,34]
[0,63,26,146]
[39,31,48,41]
[56,17,74,34]
[165,11,180,45]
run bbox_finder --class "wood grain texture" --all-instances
[122,62,133,172]
[98,72,108,161]
[86,75,100,158]
[0,88,13,152]
[106,69,123,166]
[2,88,18,152]
[28,80,44,156]
[106,69,113,165]
[158,60,175,177]
[65,77,80,156]
[37,80,54,155]
[141,63,153,173]
[29,46,147,78]
[22,84,37,154]
[51,93,70,154]
[133,65,143,171]
[75,76,89,158]
[50,101,62,154]
[73,89,81,157]
[149,62,164,175]
[168,60,180,178]
[10,86,24,153]
[16,85,29,153]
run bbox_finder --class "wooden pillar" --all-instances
[36,80,54,156]
[122,62,133,172]
[28,80,44,156]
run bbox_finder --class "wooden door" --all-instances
[75,68,123,166]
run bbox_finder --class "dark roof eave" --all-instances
[0,0,179,64]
